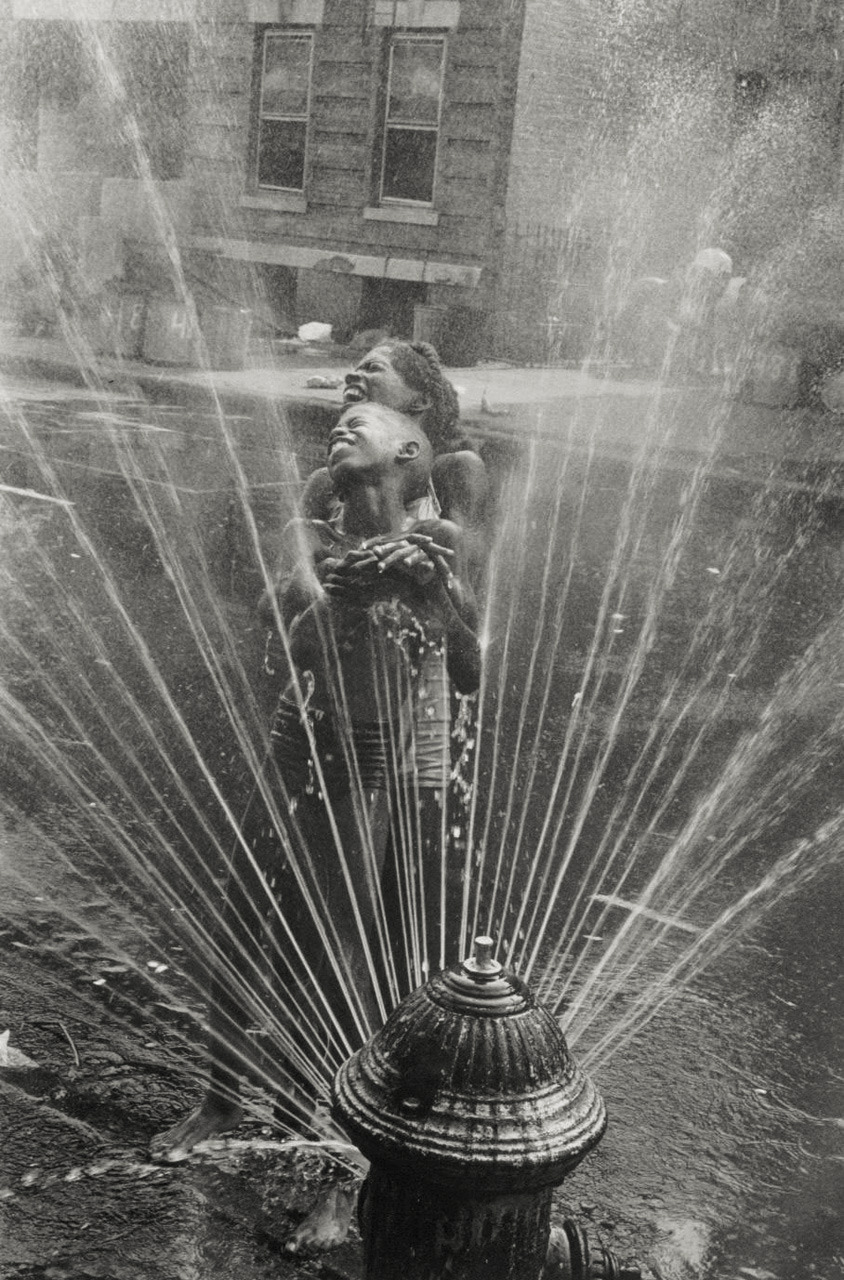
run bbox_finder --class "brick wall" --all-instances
[493,0,844,362]
[186,0,523,298]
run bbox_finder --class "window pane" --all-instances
[382,127,437,203]
[262,34,311,117]
[257,118,306,189]
[388,40,443,124]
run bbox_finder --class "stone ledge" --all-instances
[188,236,482,288]
[246,0,325,23]
[373,0,460,29]
[363,205,439,226]
[241,192,308,214]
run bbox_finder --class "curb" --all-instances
[0,348,341,425]
[2,348,843,497]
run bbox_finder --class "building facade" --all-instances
[182,0,526,360]
[1,0,844,364]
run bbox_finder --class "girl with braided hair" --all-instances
[352,340,466,454]
[300,340,488,584]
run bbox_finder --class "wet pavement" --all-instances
[0,370,842,1279]
[3,329,844,482]
[3,842,841,1280]
[0,815,365,1280]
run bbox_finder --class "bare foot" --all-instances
[150,1096,243,1162]
[285,1182,358,1253]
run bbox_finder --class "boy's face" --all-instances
[327,403,418,483]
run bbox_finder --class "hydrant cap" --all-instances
[332,938,607,1192]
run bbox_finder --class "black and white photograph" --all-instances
[0,3,841,1278]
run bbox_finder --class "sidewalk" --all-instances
[0,330,653,412]
[1,331,842,485]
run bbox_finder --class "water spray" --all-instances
[333,936,641,1279]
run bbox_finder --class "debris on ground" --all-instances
[298,323,333,344]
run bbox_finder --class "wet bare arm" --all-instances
[432,451,489,583]
[324,519,480,693]
[422,519,481,694]
[257,517,337,633]
[300,467,335,520]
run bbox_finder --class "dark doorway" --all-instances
[359,278,427,338]
[260,264,297,335]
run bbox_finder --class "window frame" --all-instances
[378,33,446,209]
[252,27,315,196]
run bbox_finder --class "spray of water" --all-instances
[1,18,842,1176]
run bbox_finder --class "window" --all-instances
[380,36,445,206]
[734,71,767,120]
[255,30,314,192]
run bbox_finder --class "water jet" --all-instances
[333,935,641,1280]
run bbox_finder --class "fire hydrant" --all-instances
[333,937,640,1279]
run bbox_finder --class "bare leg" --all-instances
[282,787,387,1254]
[150,965,250,1162]
[149,790,287,1163]
[286,1175,364,1253]
[150,1091,244,1162]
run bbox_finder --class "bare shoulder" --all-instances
[432,450,486,484]
[431,450,488,524]
[300,467,335,520]
[280,515,329,557]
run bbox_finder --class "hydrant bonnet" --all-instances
[333,937,607,1194]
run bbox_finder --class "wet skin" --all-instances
[342,345,422,412]
[299,346,489,583]
[151,1096,243,1163]
[286,410,479,699]
[152,407,479,1260]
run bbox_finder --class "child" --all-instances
[152,404,479,1161]
[301,340,488,586]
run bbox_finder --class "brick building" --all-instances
[184,0,527,361]
[1,1,843,364]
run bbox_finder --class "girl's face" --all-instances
[343,345,420,413]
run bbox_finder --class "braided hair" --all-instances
[381,340,471,455]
